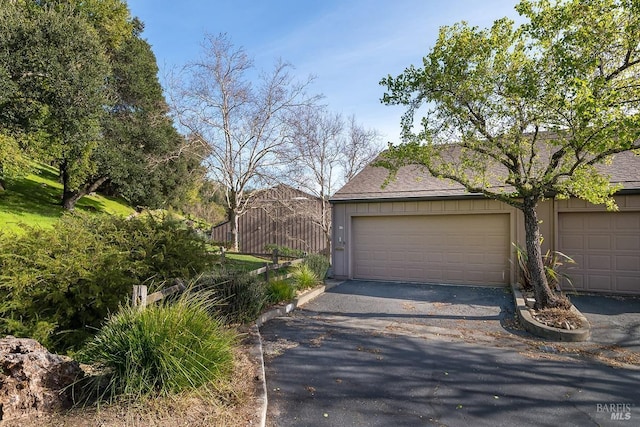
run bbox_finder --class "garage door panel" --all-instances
[587,215,611,229]
[588,275,612,291]
[618,276,640,292]
[560,235,584,250]
[615,235,640,250]
[559,212,640,295]
[618,255,640,270]
[587,255,612,269]
[616,214,640,229]
[426,253,444,263]
[587,236,611,250]
[352,215,509,285]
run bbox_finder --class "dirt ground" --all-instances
[1,329,263,427]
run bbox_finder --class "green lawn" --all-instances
[0,163,134,234]
[222,252,270,273]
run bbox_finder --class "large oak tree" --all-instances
[379,0,640,309]
[0,2,109,202]
[1,1,196,210]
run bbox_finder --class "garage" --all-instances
[351,214,510,285]
[558,212,640,294]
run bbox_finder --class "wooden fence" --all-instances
[132,250,305,309]
[132,279,186,309]
[248,257,305,282]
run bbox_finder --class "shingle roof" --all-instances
[331,149,640,202]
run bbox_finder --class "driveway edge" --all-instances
[511,283,591,342]
[253,279,343,427]
[256,279,343,327]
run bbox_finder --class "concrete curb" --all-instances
[253,279,343,427]
[511,283,591,342]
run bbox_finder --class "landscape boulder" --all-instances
[0,336,83,422]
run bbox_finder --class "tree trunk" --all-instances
[321,197,332,259]
[61,171,108,211]
[0,179,5,192]
[62,190,82,211]
[229,208,239,252]
[522,196,561,309]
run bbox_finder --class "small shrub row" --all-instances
[186,254,331,323]
[292,264,318,290]
[266,279,296,304]
[303,254,330,281]
[265,255,330,304]
[263,244,306,259]
[195,271,267,325]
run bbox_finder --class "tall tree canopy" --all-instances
[0,1,109,199]
[379,0,640,309]
[75,19,199,210]
[0,0,197,209]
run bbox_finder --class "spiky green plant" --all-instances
[292,264,318,290]
[303,254,330,280]
[77,290,235,403]
[266,279,296,304]
[512,242,576,292]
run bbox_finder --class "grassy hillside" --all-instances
[0,163,134,233]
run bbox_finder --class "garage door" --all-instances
[558,212,640,294]
[352,215,510,285]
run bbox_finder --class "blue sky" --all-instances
[127,0,521,143]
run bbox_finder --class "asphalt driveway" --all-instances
[261,280,640,426]
[571,293,640,352]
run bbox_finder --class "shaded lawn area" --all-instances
[221,253,270,273]
[0,163,133,233]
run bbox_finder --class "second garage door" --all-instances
[558,212,640,294]
[352,214,510,285]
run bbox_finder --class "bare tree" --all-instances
[282,106,382,252]
[342,115,381,182]
[169,34,317,251]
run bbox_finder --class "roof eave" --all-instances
[330,187,640,204]
[330,193,487,204]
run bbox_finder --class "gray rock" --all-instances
[0,336,83,422]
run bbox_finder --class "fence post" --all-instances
[264,262,270,282]
[272,248,279,265]
[132,285,148,309]
[220,246,226,260]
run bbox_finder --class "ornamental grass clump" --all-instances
[292,264,318,290]
[266,279,296,304]
[77,290,235,403]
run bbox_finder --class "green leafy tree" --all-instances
[0,133,29,191]
[1,1,194,209]
[0,2,109,207]
[0,40,29,190]
[379,0,640,309]
[74,20,199,210]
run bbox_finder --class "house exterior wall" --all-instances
[331,195,640,291]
